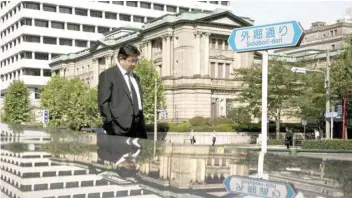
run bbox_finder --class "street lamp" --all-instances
[291,66,331,139]
[211,98,216,129]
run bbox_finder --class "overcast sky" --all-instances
[230,1,352,30]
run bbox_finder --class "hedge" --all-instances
[302,140,352,150]
[145,122,237,132]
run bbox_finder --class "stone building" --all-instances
[49,9,255,120]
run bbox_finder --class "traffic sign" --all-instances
[228,21,304,52]
[159,109,167,120]
[224,176,296,198]
[43,110,49,123]
[301,120,307,126]
[325,112,338,118]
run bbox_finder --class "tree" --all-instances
[331,37,352,138]
[134,58,166,123]
[40,76,100,130]
[227,106,252,124]
[3,80,31,124]
[292,60,326,130]
[236,60,300,139]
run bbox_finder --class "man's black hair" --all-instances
[118,44,140,60]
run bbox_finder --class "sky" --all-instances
[230,1,352,30]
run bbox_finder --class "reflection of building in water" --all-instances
[139,145,249,189]
[270,169,343,197]
[0,127,159,198]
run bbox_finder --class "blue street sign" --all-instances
[43,110,49,123]
[228,21,304,52]
[224,176,296,198]
[325,112,338,119]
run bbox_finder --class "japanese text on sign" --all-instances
[240,25,288,48]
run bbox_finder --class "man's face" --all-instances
[120,55,138,72]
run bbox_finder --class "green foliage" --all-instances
[3,80,31,124]
[134,58,165,124]
[40,76,100,130]
[268,139,284,145]
[168,122,192,132]
[188,116,206,126]
[3,142,29,153]
[331,37,352,98]
[236,60,301,138]
[302,140,352,150]
[227,106,252,124]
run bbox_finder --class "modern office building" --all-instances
[0,0,232,107]
[49,9,255,120]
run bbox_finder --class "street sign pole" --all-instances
[227,20,303,181]
[261,51,268,154]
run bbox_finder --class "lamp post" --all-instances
[153,78,157,157]
[291,66,331,139]
[211,98,216,129]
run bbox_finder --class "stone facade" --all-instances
[274,21,352,57]
[49,10,255,120]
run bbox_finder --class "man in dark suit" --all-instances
[98,44,147,139]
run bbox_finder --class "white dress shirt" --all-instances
[117,63,143,110]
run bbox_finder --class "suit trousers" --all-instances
[103,111,147,139]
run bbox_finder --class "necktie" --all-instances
[127,74,140,115]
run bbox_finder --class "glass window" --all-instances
[67,23,80,31]
[112,1,123,5]
[146,17,155,22]
[140,2,151,9]
[126,1,137,7]
[98,26,109,33]
[59,6,72,14]
[59,38,72,46]
[133,16,144,23]
[225,63,230,78]
[210,1,219,4]
[20,18,32,26]
[83,25,95,33]
[43,37,57,45]
[119,14,131,22]
[23,2,39,10]
[211,62,215,78]
[51,53,63,59]
[153,4,163,11]
[34,19,49,28]
[23,35,40,43]
[51,21,64,29]
[43,69,51,77]
[90,41,97,46]
[179,7,189,12]
[218,63,223,78]
[105,12,117,20]
[75,8,87,16]
[90,10,102,18]
[20,51,32,59]
[43,4,56,12]
[166,6,176,12]
[75,40,87,47]
[221,1,229,6]
[35,52,49,60]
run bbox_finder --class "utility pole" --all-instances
[153,78,157,157]
[326,49,331,140]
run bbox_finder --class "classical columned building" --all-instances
[49,9,255,120]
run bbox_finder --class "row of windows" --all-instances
[1,14,155,39]
[2,68,52,80]
[210,38,230,50]
[210,62,232,79]
[1,34,97,55]
[1,1,215,24]
[1,51,64,68]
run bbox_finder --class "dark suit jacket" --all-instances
[98,65,146,136]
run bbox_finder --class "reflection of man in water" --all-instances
[97,134,142,178]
